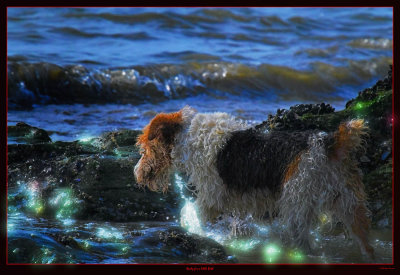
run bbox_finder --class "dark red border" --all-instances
[3,1,399,273]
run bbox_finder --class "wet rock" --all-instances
[258,66,392,134]
[158,227,237,263]
[288,103,335,116]
[96,130,141,156]
[7,128,181,222]
[255,103,337,132]
[50,233,80,249]
[8,238,39,263]
[363,160,392,229]
[8,219,236,263]
[346,64,392,107]
[8,231,75,263]
[8,141,97,163]
[8,122,52,144]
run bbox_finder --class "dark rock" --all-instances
[158,226,237,263]
[255,103,336,132]
[50,233,80,249]
[8,141,97,163]
[8,221,236,263]
[8,238,38,263]
[7,128,181,222]
[8,231,75,263]
[8,122,52,144]
[363,160,392,229]
[289,103,335,116]
[96,129,141,156]
[346,64,392,108]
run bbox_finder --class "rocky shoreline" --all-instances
[7,66,392,262]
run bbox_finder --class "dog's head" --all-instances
[134,108,184,192]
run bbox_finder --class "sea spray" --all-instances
[174,173,203,236]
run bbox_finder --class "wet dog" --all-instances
[134,106,374,258]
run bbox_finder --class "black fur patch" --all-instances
[216,128,322,194]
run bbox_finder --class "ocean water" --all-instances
[7,7,393,141]
[7,7,393,264]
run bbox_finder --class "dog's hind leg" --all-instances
[332,171,374,259]
[351,203,375,259]
[278,135,330,253]
[327,119,373,259]
[333,199,374,259]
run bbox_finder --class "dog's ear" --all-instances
[148,120,182,144]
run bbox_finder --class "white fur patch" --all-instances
[172,110,250,220]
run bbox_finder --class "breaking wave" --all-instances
[8,58,391,109]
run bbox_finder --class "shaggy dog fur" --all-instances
[134,106,374,258]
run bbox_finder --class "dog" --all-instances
[134,105,374,258]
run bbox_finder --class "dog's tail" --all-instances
[331,119,368,161]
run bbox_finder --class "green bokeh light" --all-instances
[288,249,305,263]
[24,183,45,216]
[79,240,91,250]
[319,213,331,225]
[263,243,282,263]
[78,136,95,143]
[354,102,365,110]
[229,239,260,251]
[7,221,15,232]
[353,100,374,112]
[96,227,124,241]
[49,188,79,221]
[32,247,56,264]
[120,245,130,255]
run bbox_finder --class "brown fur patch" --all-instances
[135,110,183,192]
[330,119,368,200]
[344,160,367,201]
[330,119,367,161]
[283,152,303,186]
[137,111,184,146]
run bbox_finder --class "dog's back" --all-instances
[216,128,332,193]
